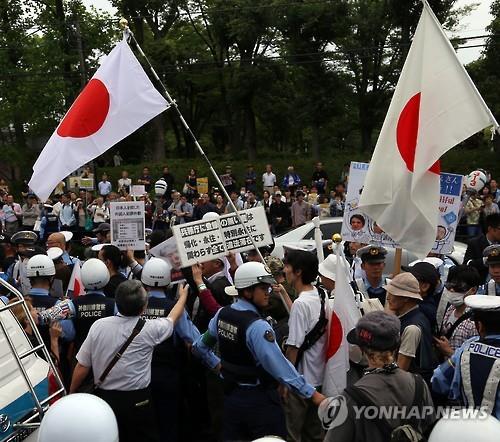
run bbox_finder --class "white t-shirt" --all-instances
[262,172,276,187]
[286,288,327,386]
[77,314,173,390]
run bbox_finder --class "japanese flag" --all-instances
[358,1,497,257]
[66,262,85,298]
[29,39,169,201]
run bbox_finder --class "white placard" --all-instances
[342,162,463,254]
[172,206,273,267]
[110,201,145,251]
[173,219,226,267]
[148,236,186,284]
[220,206,273,253]
[131,185,146,196]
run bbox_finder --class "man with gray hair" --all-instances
[70,280,189,442]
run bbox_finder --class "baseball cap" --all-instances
[347,310,401,351]
[383,272,422,300]
[93,223,110,233]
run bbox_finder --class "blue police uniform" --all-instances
[29,286,75,371]
[61,252,80,268]
[145,290,219,442]
[477,280,500,296]
[432,334,500,419]
[193,299,316,441]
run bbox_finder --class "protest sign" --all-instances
[196,177,209,194]
[172,218,226,267]
[432,173,464,254]
[220,206,273,253]
[172,206,273,267]
[148,236,185,284]
[110,201,145,251]
[131,185,146,197]
[342,162,463,254]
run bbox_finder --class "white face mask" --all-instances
[444,288,471,307]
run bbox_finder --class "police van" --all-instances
[0,278,65,442]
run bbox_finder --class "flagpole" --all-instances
[119,19,290,313]
[422,0,500,134]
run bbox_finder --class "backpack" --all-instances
[345,374,428,442]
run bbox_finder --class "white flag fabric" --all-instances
[66,262,84,298]
[322,245,361,397]
[29,39,169,201]
[358,1,497,257]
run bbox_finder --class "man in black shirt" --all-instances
[269,192,291,235]
[98,244,127,298]
[311,162,329,195]
[161,166,175,191]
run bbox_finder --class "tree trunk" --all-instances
[151,114,166,161]
[311,121,320,162]
[244,102,257,161]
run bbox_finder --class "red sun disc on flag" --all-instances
[73,279,81,297]
[326,311,343,359]
[396,92,440,174]
[57,79,110,138]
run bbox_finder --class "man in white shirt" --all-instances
[262,164,277,195]
[117,170,132,194]
[284,249,326,442]
[98,173,112,197]
[70,280,188,442]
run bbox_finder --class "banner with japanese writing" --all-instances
[173,218,226,266]
[172,206,272,267]
[220,206,272,253]
[110,201,145,251]
[342,162,463,254]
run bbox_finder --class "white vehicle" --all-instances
[272,218,466,268]
[0,279,65,442]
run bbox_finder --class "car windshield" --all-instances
[303,222,342,240]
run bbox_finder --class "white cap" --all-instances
[47,247,64,261]
[464,295,500,311]
[428,411,500,442]
[318,254,337,281]
[37,393,119,442]
[60,231,73,242]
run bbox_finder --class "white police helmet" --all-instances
[37,393,119,442]
[428,412,500,442]
[26,254,55,278]
[141,257,172,287]
[202,211,220,220]
[154,178,168,196]
[232,262,275,289]
[81,258,110,290]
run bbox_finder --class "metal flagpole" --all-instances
[119,20,289,312]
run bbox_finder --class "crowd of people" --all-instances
[0,162,349,241]
[0,164,500,442]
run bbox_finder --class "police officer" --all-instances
[193,261,325,441]
[8,230,38,294]
[477,244,500,296]
[140,257,219,442]
[26,254,75,352]
[431,295,500,418]
[355,245,388,305]
[38,258,115,348]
